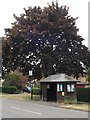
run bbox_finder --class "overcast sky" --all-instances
[0,0,89,46]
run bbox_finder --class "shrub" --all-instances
[2,86,18,94]
[32,88,41,95]
[86,68,90,82]
[0,87,2,92]
[76,88,90,103]
[3,72,22,89]
[34,82,40,88]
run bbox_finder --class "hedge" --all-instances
[0,87,2,92]
[2,86,18,94]
[34,82,40,88]
[32,88,41,95]
[76,88,90,103]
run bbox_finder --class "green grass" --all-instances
[32,95,40,101]
[61,103,90,111]
[0,93,40,101]
[0,93,31,101]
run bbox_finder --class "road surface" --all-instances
[1,98,89,118]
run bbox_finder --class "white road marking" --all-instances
[11,106,42,115]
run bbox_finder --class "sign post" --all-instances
[29,70,33,76]
[31,83,33,100]
[28,70,33,99]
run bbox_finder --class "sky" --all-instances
[0,0,89,46]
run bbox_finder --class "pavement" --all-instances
[29,100,89,112]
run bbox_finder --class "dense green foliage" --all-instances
[86,68,90,82]
[0,87,2,93]
[2,86,18,94]
[77,88,90,103]
[2,1,90,79]
[34,82,40,88]
[3,72,22,89]
[32,88,41,95]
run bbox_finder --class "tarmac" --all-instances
[29,100,89,112]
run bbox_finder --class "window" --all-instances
[67,84,75,92]
[57,84,59,92]
[57,84,64,92]
[60,84,64,92]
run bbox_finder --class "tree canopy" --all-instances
[86,67,90,83]
[2,1,90,79]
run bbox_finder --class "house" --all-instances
[76,76,90,88]
[76,82,90,88]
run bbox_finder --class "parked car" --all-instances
[23,86,31,93]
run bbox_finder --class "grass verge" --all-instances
[60,103,90,111]
[0,93,40,101]
[0,93,31,101]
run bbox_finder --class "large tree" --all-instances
[2,1,90,79]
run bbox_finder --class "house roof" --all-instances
[40,74,80,83]
[76,82,90,85]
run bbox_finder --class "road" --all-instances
[1,98,89,118]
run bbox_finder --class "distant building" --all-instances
[76,75,90,88]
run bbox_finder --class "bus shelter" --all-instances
[40,74,80,103]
